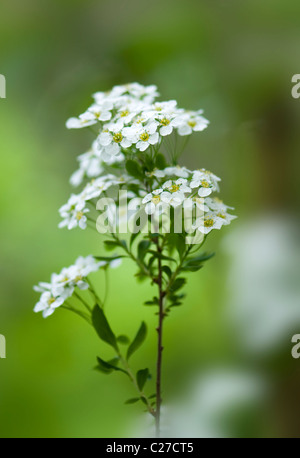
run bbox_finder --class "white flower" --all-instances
[33,255,122,318]
[130,122,159,152]
[84,102,113,122]
[150,166,191,179]
[183,196,209,213]
[176,110,209,136]
[162,178,191,194]
[98,122,133,156]
[190,170,220,197]
[205,196,234,212]
[58,194,89,230]
[66,116,96,129]
[143,100,178,119]
[126,83,159,103]
[70,141,104,187]
[81,176,114,201]
[34,292,65,318]
[193,213,224,234]
[142,188,165,215]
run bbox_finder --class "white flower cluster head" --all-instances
[140,166,236,234]
[66,82,209,163]
[59,82,236,238]
[34,255,121,318]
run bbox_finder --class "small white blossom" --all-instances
[98,122,133,156]
[176,110,209,136]
[34,255,122,318]
[127,121,159,152]
[58,194,89,230]
[193,213,224,235]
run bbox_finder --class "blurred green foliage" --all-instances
[0,0,300,438]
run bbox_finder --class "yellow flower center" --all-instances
[152,195,161,204]
[74,275,83,282]
[120,110,129,117]
[204,218,214,228]
[201,180,210,188]
[76,211,84,220]
[188,120,196,128]
[217,212,226,219]
[170,184,180,193]
[113,132,123,143]
[160,118,170,126]
[48,297,56,306]
[140,132,150,142]
[94,112,101,118]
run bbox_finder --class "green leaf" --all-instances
[92,305,118,351]
[185,252,215,264]
[155,153,167,170]
[117,335,130,345]
[95,356,127,375]
[125,397,140,404]
[144,297,159,306]
[162,266,172,278]
[104,240,120,251]
[126,160,143,179]
[137,368,150,391]
[148,250,176,262]
[130,232,140,248]
[95,255,125,262]
[138,240,151,262]
[127,321,147,360]
[170,277,186,292]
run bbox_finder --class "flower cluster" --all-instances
[66,82,209,161]
[139,167,235,234]
[58,83,235,236]
[34,255,121,318]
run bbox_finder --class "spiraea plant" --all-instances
[33,83,236,437]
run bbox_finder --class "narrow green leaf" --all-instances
[130,232,140,248]
[104,240,120,251]
[95,255,125,262]
[185,252,215,264]
[162,266,172,278]
[92,305,118,350]
[170,277,186,292]
[138,240,151,262]
[95,356,127,375]
[137,368,150,391]
[148,250,176,262]
[127,321,147,360]
[125,397,140,404]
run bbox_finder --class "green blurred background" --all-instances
[1,0,300,438]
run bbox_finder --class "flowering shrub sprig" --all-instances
[33,82,236,437]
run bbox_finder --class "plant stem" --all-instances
[155,239,165,438]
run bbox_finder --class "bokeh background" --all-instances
[1,0,300,438]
